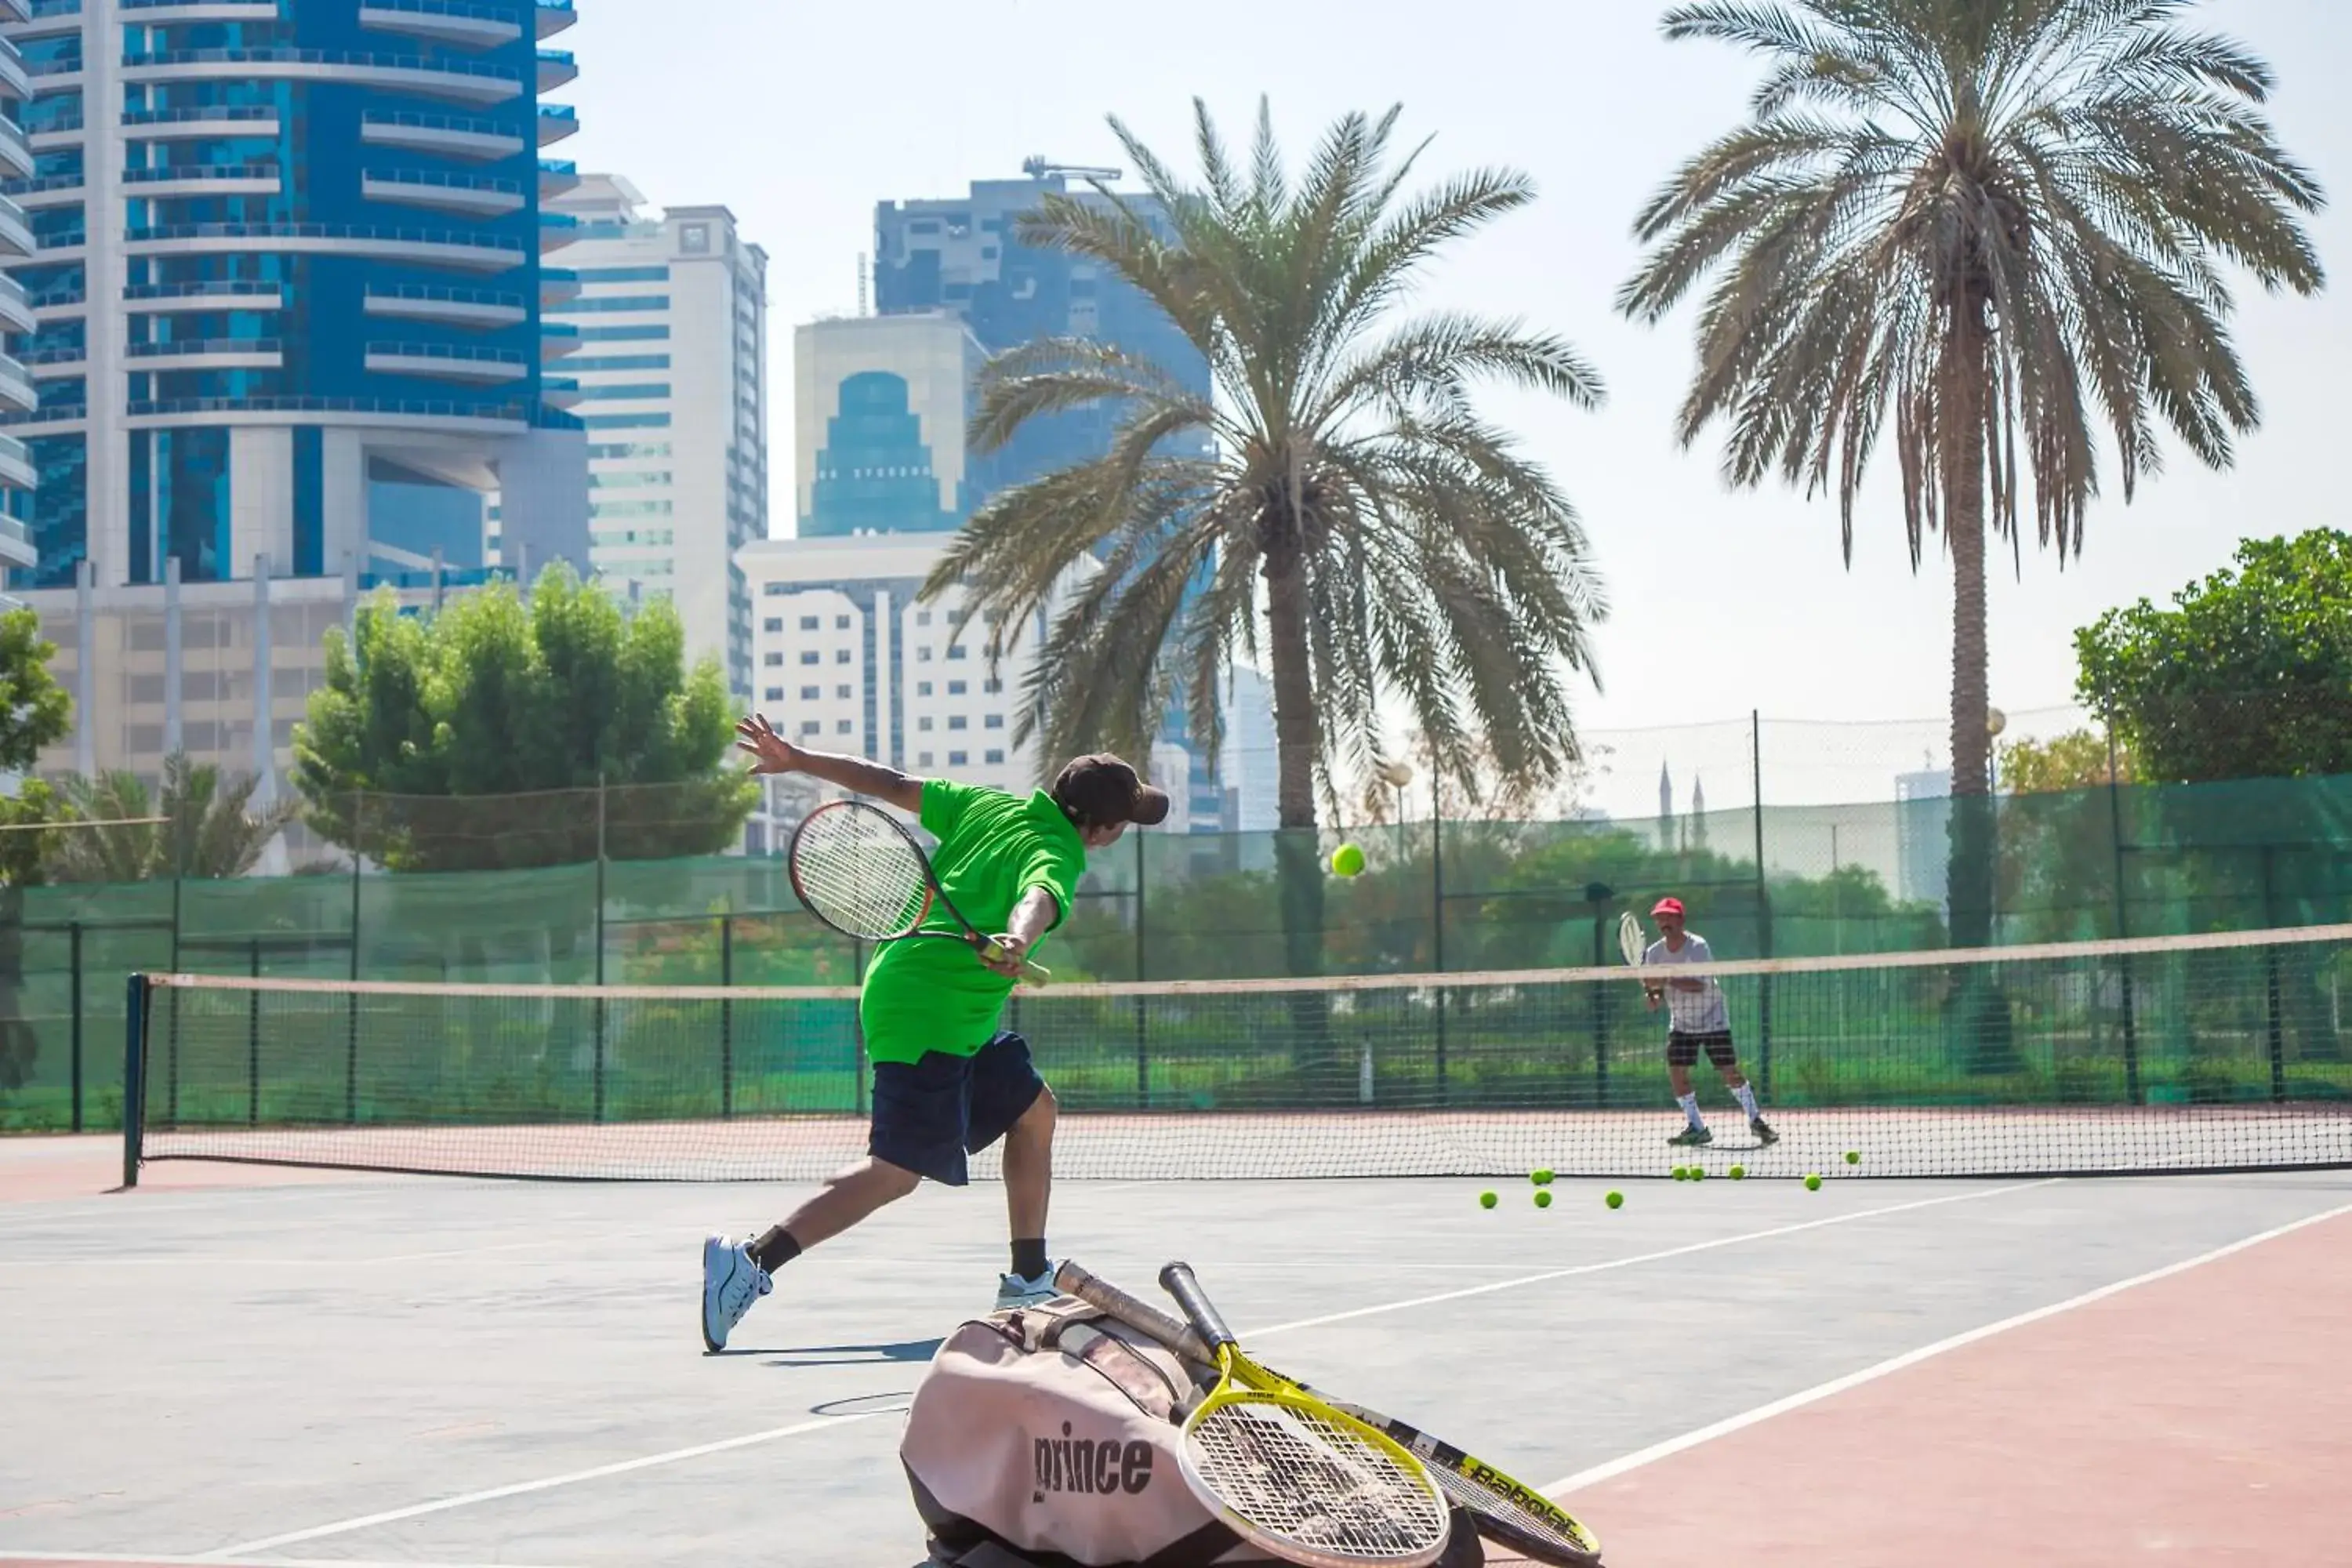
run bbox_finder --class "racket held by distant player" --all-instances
[1619,911,1660,996]
[1053,1261,1602,1567]
[1145,1261,1450,1568]
[788,799,1049,983]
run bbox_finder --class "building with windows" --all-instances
[735,532,1091,854]
[872,165,1225,830]
[0,0,587,791]
[541,173,767,699]
[0,1,38,591]
[794,311,978,539]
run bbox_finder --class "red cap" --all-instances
[1651,896,1686,917]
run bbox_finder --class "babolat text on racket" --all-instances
[1151,1261,1450,1568]
[788,799,1049,983]
[1054,1262,1601,1567]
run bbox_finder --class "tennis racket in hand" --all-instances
[1151,1261,1451,1568]
[1053,1261,1602,1567]
[788,800,1050,984]
[1619,911,1663,1001]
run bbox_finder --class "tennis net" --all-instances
[124,923,2352,1184]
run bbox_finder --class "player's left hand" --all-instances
[979,933,1031,978]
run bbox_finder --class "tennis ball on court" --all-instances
[1670,1166,1685,1181]
[1534,1189,1554,1209]
[1691,1167,1706,1182]
[1728,1164,1746,1180]
[1605,1190,1624,1210]
[1330,843,1367,877]
[1846,1150,1861,1165]
[1805,1174,1823,1191]
[1479,1189,1498,1209]
[1531,1168,1555,1186]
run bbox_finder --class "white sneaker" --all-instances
[993,1269,1060,1312]
[701,1234,772,1352]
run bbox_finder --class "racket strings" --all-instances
[792,809,930,939]
[1428,1467,1599,1555]
[1190,1398,1448,1562]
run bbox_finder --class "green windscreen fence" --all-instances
[6,769,2352,1133]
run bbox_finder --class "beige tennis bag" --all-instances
[902,1297,1483,1568]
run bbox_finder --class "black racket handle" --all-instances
[1158,1261,1237,1352]
[1054,1261,1215,1366]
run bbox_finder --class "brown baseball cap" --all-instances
[1051,753,1171,830]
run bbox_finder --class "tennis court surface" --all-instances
[5,1139,2347,1568]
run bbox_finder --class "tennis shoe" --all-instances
[1667,1125,1713,1147]
[1750,1117,1780,1146]
[701,1234,771,1352]
[993,1269,1060,1312]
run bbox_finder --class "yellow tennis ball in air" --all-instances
[1846,1150,1861,1165]
[1534,1189,1554,1209]
[1330,843,1367,877]
[1805,1174,1823,1191]
[1604,1190,1624,1209]
[1728,1164,1746,1180]
[1479,1189,1498,1209]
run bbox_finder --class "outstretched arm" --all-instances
[736,714,923,815]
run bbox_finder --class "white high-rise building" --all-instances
[736,532,1093,853]
[543,175,768,700]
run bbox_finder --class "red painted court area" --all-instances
[1543,1207,2352,1568]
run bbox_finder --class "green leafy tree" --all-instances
[1999,730,2134,795]
[46,753,300,882]
[2076,530,2352,783]
[293,566,755,871]
[0,606,72,1096]
[1621,0,2325,949]
[927,101,1607,999]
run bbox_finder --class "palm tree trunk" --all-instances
[1262,539,1334,1088]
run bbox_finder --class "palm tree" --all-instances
[927,101,1608,985]
[1621,0,2323,946]
[49,753,299,882]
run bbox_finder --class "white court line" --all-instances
[1245,1178,2058,1339]
[1540,1196,2352,1497]
[201,1409,905,1559]
[174,1178,2057,1558]
[0,1554,580,1568]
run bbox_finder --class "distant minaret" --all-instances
[1658,761,1675,852]
[1690,774,1709,853]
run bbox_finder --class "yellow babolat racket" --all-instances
[1153,1261,1450,1568]
[1054,1262,1601,1567]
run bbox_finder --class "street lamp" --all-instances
[1376,759,1414,827]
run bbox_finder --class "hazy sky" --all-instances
[561,0,2350,789]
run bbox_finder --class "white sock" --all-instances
[1676,1093,1703,1131]
[1733,1082,1760,1120]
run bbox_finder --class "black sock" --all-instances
[750,1226,802,1272]
[1010,1238,1048,1280]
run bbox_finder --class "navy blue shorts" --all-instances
[869,1030,1048,1187]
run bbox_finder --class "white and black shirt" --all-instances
[1644,933,1730,1035]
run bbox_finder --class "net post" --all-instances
[69,920,83,1134]
[122,974,148,1189]
[719,914,735,1119]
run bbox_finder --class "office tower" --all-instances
[0,0,588,792]
[0,1,38,595]
[544,173,768,700]
[793,312,980,539]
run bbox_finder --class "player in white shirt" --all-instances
[1642,896,1777,1149]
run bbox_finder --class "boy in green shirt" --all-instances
[701,715,1167,1352]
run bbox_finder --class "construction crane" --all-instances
[1021,156,1123,185]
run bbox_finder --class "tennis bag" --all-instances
[904,1297,1483,1568]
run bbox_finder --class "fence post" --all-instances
[166,873,183,1125]
[122,975,147,1189]
[1588,895,1610,1109]
[2263,845,2286,1103]
[2105,722,2141,1103]
[593,773,608,1124]
[347,792,362,1124]
[69,920,83,1134]
[1134,829,1148,1109]
[247,937,261,1127]
[1432,778,1447,1099]
[1751,710,1773,1100]
[720,914,735,1118]
[852,937,868,1116]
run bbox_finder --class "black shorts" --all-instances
[1667,1030,1738,1070]
[869,1029,1048,1187]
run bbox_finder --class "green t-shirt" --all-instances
[858,779,1089,1065]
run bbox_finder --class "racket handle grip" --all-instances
[1016,956,1051,985]
[1054,1261,1215,1366]
[1158,1261,1236,1352]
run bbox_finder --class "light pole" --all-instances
[1376,759,1414,828]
